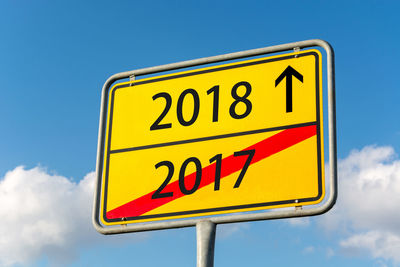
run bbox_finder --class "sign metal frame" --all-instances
[92,39,336,235]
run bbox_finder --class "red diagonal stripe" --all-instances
[106,124,317,219]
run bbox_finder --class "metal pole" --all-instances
[196,220,216,267]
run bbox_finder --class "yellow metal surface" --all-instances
[100,49,324,225]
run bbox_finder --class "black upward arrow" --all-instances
[275,65,303,113]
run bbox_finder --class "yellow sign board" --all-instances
[100,49,324,225]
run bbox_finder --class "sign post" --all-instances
[93,39,336,266]
[197,220,216,267]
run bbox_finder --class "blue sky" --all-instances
[1,1,400,266]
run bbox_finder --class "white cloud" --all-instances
[217,223,249,239]
[0,166,146,266]
[326,247,335,258]
[340,231,400,262]
[302,246,315,254]
[287,217,310,227]
[318,145,400,264]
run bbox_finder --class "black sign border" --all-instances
[101,51,322,224]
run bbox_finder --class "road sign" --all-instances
[97,48,325,226]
